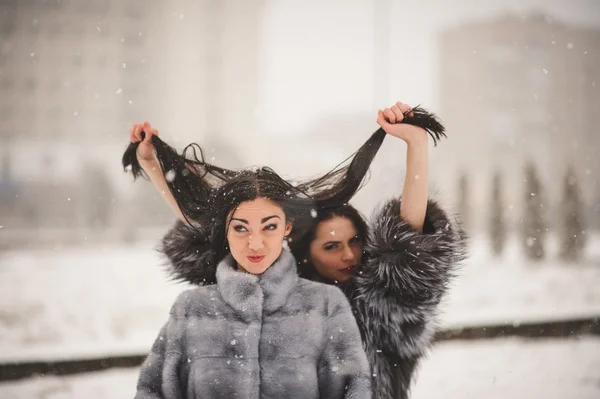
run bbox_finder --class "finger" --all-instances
[143,121,153,141]
[147,127,159,142]
[396,101,412,116]
[129,124,139,142]
[383,108,396,123]
[133,123,144,142]
[376,110,391,128]
[390,105,404,123]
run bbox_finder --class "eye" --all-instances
[233,225,248,232]
[349,236,361,245]
[264,223,278,231]
[323,243,339,251]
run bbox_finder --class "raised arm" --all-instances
[347,102,465,397]
[129,121,186,222]
[377,101,429,233]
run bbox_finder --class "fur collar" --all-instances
[215,249,298,319]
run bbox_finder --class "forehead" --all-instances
[314,216,358,241]
[230,198,284,220]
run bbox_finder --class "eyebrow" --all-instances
[323,236,360,245]
[231,215,281,224]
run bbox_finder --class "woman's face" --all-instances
[227,197,292,274]
[309,216,363,283]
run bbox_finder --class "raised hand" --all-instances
[130,121,159,161]
[377,101,428,145]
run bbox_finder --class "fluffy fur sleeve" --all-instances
[159,219,216,285]
[351,197,467,359]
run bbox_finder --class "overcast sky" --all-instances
[259,0,600,136]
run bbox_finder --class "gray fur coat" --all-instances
[134,248,372,399]
[159,198,467,399]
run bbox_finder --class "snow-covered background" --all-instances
[1,232,599,397]
[1,0,599,397]
[1,338,598,399]
[1,232,598,362]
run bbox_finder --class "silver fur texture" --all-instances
[159,198,467,398]
[135,249,372,399]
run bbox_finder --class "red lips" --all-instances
[339,265,357,274]
[247,255,265,263]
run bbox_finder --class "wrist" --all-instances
[138,156,158,170]
[405,132,429,147]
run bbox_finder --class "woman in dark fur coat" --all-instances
[126,101,467,399]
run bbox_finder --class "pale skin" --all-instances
[129,121,186,221]
[130,101,430,282]
[309,216,363,283]
[309,101,430,283]
[226,198,292,274]
[130,125,292,274]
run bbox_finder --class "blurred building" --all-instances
[437,13,600,231]
[0,0,262,246]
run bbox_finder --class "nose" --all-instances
[248,234,264,251]
[341,245,356,263]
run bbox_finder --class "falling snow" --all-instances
[165,170,176,183]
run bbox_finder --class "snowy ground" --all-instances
[411,337,600,399]
[0,241,186,362]
[1,337,598,399]
[0,232,599,362]
[441,233,600,327]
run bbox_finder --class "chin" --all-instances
[238,255,275,275]
[334,274,352,283]
[243,263,270,275]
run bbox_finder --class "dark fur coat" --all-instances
[159,198,467,398]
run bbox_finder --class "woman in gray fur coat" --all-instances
[126,139,373,397]
[125,101,466,399]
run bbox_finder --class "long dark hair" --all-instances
[207,168,314,264]
[122,106,445,267]
[289,204,369,280]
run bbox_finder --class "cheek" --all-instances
[310,248,339,271]
[352,245,363,260]
[265,233,284,251]
[226,233,245,253]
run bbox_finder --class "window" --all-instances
[125,7,143,20]
[82,0,110,14]
[24,78,37,91]
[72,53,83,67]
[28,20,41,35]
[0,16,16,35]
[0,105,12,120]
[47,22,62,37]
[123,31,144,46]
[48,79,61,93]
[0,78,12,89]
[47,105,61,119]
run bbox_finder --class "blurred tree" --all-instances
[522,161,546,261]
[457,172,471,233]
[489,170,506,256]
[81,164,114,229]
[558,165,587,261]
[591,182,600,231]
